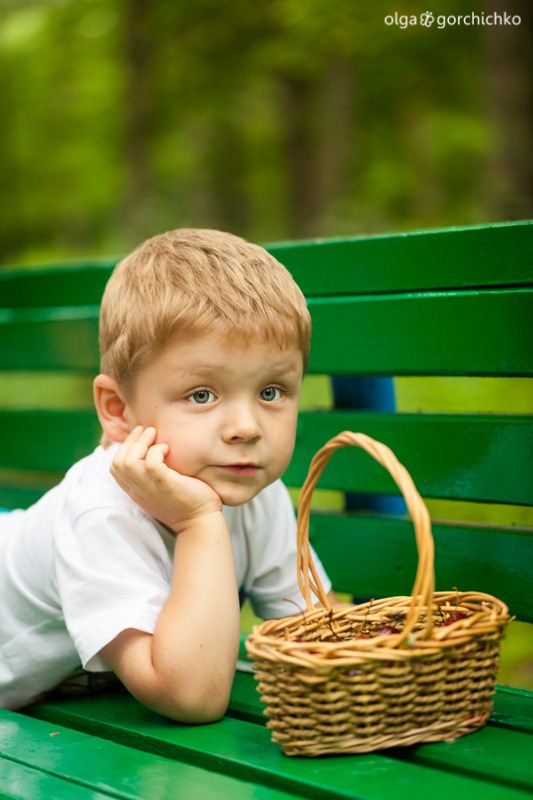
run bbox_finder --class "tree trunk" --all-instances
[279,57,355,239]
[484,0,533,219]
[122,0,155,240]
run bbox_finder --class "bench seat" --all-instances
[1,220,532,798]
[12,646,533,799]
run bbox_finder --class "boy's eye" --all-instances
[260,386,283,402]
[189,389,216,405]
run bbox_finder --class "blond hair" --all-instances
[99,228,311,393]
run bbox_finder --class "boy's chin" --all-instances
[216,483,265,508]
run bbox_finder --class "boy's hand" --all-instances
[110,426,222,533]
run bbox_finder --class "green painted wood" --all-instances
[403,725,533,793]
[288,411,533,505]
[269,221,533,295]
[2,290,532,377]
[229,670,265,724]
[1,222,531,306]
[24,697,533,800]
[0,484,56,510]
[0,264,113,308]
[308,513,533,622]
[0,308,99,372]
[491,687,533,734]
[307,288,533,376]
[0,410,100,471]
[0,711,301,800]
[0,758,114,800]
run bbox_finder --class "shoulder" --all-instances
[63,444,140,518]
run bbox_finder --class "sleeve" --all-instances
[53,506,173,672]
[242,481,332,620]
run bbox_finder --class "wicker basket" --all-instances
[245,431,510,757]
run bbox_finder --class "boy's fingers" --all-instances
[125,425,144,440]
[123,426,156,445]
[144,443,170,471]
[119,426,158,461]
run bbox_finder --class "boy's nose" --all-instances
[222,403,262,443]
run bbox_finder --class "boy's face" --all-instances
[122,332,304,506]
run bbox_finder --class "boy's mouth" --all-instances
[218,463,261,476]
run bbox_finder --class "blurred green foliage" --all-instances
[0,0,532,265]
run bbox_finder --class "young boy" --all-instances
[0,228,335,721]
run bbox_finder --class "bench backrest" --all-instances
[1,222,532,622]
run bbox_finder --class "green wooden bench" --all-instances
[1,221,532,799]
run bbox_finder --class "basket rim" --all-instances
[245,590,511,667]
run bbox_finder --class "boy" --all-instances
[0,228,335,721]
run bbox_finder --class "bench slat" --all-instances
[0,308,99,371]
[0,409,100,472]
[0,484,57,509]
[1,223,531,306]
[0,264,112,308]
[290,411,533,505]
[404,725,533,794]
[271,222,533,295]
[2,289,531,377]
[0,710,302,800]
[309,513,533,622]
[0,758,115,800]
[491,686,533,734]
[23,695,533,799]
[308,288,533,376]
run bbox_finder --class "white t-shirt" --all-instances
[0,445,330,710]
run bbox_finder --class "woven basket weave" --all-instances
[245,431,510,757]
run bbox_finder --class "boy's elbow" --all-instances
[171,700,228,724]
[135,678,231,724]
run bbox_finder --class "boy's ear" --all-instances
[93,374,131,443]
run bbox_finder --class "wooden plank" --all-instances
[270,221,533,295]
[2,290,532,378]
[0,264,113,308]
[288,411,533,506]
[0,308,99,372]
[1,222,531,305]
[307,288,533,376]
[0,710,302,800]
[23,696,532,800]
[491,687,533,734]
[0,758,114,800]
[403,725,533,794]
[308,513,533,622]
[228,670,265,724]
[0,410,100,471]
[0,484,55,510]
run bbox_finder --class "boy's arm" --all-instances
[99,427,241,723]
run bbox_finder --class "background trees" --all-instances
[0,0,531,265]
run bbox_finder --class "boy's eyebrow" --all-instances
[179,358,302,381]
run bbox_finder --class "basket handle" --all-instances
[296,431,435,640]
